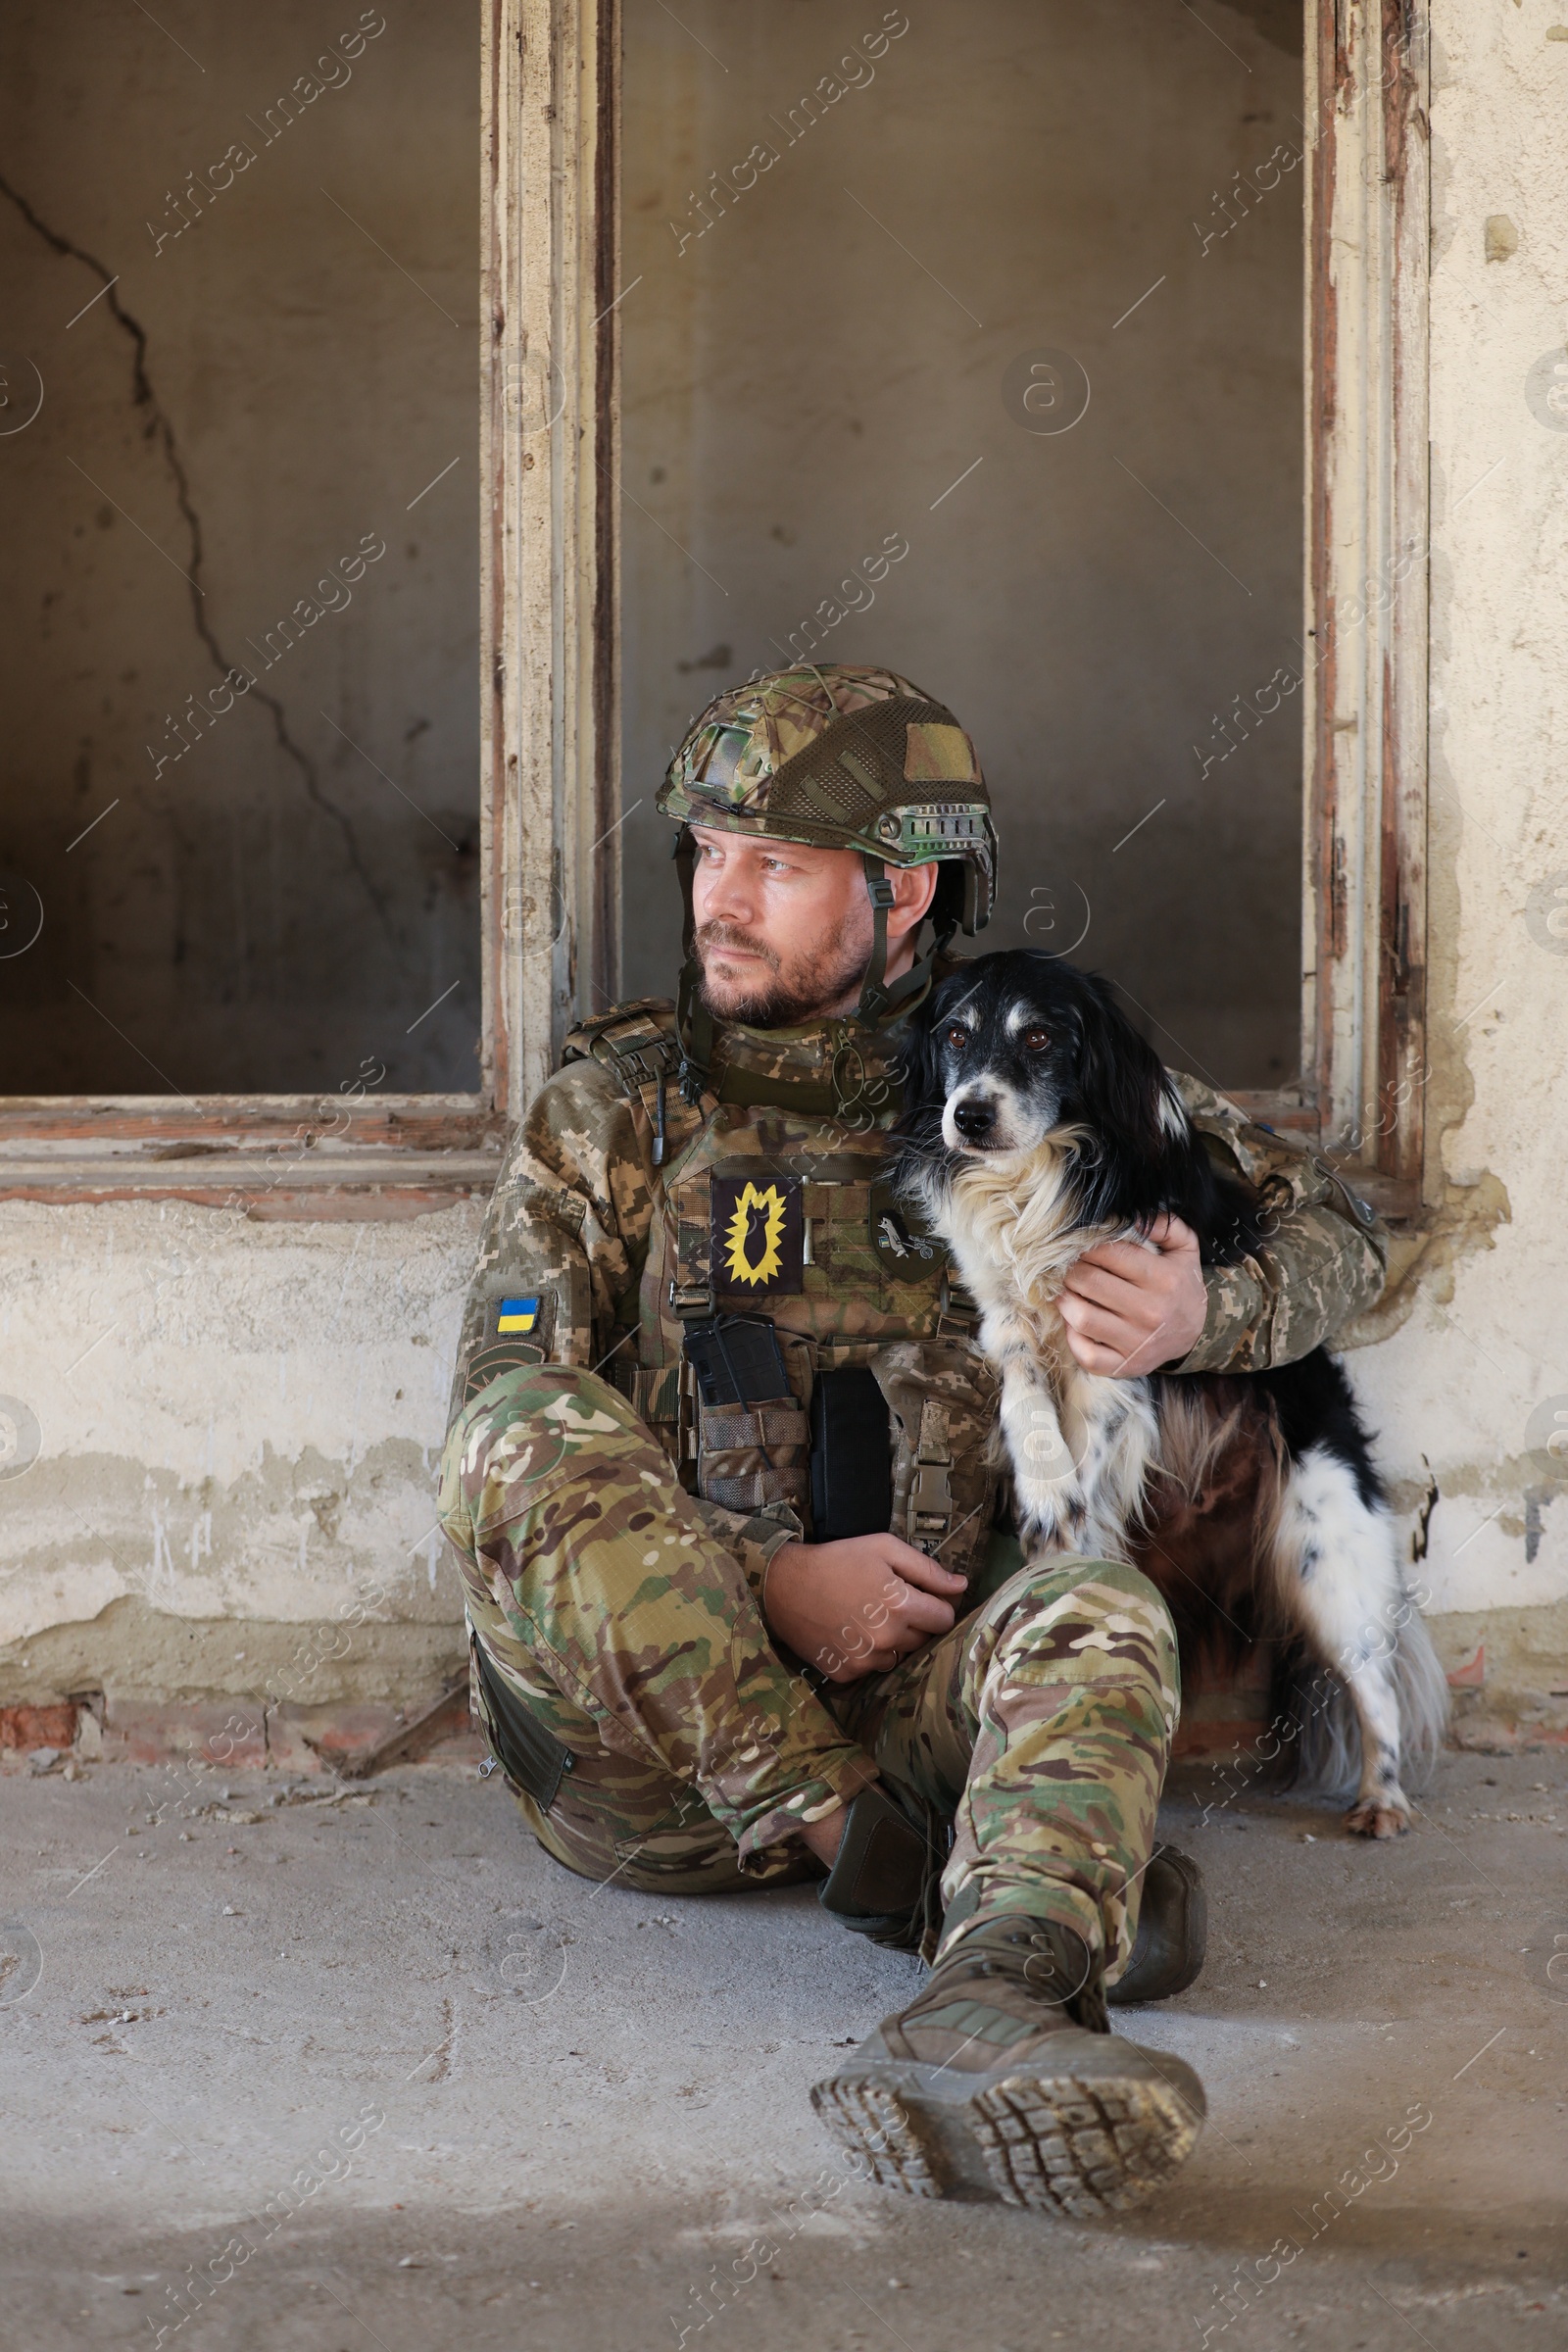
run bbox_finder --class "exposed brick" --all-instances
[266,1704,401,1774]
[0,1701,78,1752]
[100,1701,268,1770]
[81,1697,477,1772]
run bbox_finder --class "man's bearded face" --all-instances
[687,825,933,1029]
[687,828,877,1026]
[695,909,872,1028]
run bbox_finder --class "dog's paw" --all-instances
[1344,1798,1411,1839]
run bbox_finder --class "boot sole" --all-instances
[812,2054,1204,2217]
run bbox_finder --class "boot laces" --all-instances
[912,1915,1108,2034]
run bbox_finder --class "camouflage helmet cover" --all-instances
[657,662,996,933]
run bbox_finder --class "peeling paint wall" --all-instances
[1344,5,1568,1732]
[0,1,481,1093]
[0,1199,480,1710]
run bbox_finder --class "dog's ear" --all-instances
[1070,973,1181,1217]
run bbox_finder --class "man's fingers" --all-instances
[888,1584,956,1638]
[1071,1237,1157,1284]
[1083,1214,1196,1259]
[1146,1212,1199,1252]
[1072,1219,1200,1282]
[769,1533,966,1684]
[1064,1320,1177,1377]
[874,1539,967,1596]
[1064,1334,1124,1374]
[1057,1292,1138,1347]
[825,1655,874,1684]
[1066,1250,1175,1303]
[827,1642,906,1683]
[1060,1266,1155,1322]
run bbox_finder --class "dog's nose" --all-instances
[953,1095,996,1141]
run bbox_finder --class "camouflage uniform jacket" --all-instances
[448,994,1389,1603]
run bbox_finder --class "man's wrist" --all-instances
[1164,1261,1263,1374]
[757,1527,805,1624]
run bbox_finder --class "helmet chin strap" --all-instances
[855,854,949,1025]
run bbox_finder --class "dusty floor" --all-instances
[2,1745,1564,2352]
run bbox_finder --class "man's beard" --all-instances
[695,916,870,1028]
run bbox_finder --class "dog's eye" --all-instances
[1022,1027,1051,1053]
[945,1025,970,1053]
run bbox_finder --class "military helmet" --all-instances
[657,662,997,937]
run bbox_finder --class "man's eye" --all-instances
[945,1026,970,1052]
[1022,1027,1051,1053]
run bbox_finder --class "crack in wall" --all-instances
[0,172,394,937]
[1411,1460,1440,1560]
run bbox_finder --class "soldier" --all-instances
[438,662,1387,2217]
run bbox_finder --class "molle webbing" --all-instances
[564,1000,703,1167]
[564,1000,681,1088]
[560,995,996,1574]
[710,1056,901,1118]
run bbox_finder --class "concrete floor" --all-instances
[2,1745,1564,2352]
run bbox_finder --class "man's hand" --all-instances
[1058,1212,1207,1377]
[762,1533,967,1684]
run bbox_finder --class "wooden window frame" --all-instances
[1298,0,1431,1220]
[0,0,1428,1226]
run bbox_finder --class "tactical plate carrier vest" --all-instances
[564,999,1005,1580]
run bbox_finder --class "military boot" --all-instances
[811,1914,1205,2217]
[1105,1842,1207,2006]
[814,1780,952,1959]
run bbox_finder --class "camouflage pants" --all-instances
[439,1367,1179,1972]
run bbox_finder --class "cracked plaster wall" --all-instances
[0,0,480,1093]
[0,1198,481,1706]
[1340,6,1568,1727]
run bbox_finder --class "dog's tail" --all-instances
[1393,1595,1453,1789]
[1278,1586,1450,1799]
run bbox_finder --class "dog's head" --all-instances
[896,951,1194,1225]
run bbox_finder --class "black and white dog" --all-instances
[896,951,1447,1838]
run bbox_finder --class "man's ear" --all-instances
[886,860,939,942]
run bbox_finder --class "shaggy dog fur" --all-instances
[896,951,1448,1838]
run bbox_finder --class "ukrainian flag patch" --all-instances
[496,1296,542,1336]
